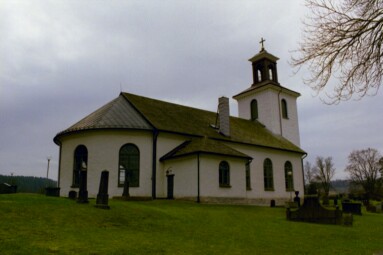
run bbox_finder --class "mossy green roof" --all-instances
[122,92,305,154]
[55,92,305,154]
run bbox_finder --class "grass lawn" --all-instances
[0,194,382,255]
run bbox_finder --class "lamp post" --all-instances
[46,156,51,187]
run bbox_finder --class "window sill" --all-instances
[219,184,231,188]
[70,185,79,188]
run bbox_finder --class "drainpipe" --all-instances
[152,129,159,199]
[197,153,200,203]
[301,153,308,195]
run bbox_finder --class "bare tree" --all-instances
[304,161,315,185]
[291,0,383,103]
[345,148,382,198]
[313,156,335,198]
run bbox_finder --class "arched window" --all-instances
[251,99,258,120]
[281,99,288,119]
[119,144,140,187]
[257,69,262,82]
[285,161,294,191]
[263,158,274,191]
[73,145,88,187]
[219,161,230,187]
[268,66,274,81]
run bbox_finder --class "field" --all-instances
[0,194,382,255]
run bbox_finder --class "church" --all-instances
[54,46,306,205]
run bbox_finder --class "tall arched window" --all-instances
[281,99,288,119]
[263,158,274,191]
[73,145,88,187]
[257,69,262,82]
[268,66,274,81]
[284,161,294,191]
[251,99,258,120]
[119,144,140,187]
[219,161,230,187]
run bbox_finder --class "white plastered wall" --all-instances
[236,86,301,146]
[58,130,153,198]
[228,142,304,205]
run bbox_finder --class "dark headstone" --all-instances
[286,195,343,225]
[95,170,110,209]
[342,202,362,215]
[68,190,77,199]
[0,183,17,194]
[77,170,88,203]
[122,170,130,199]
[45,187,60,197]
[334,198,338,207]
[294,191,301,207]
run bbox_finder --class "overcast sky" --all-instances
[1,0,382,181]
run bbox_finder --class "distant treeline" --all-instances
[331,179,350,193]
[0,175,57,193]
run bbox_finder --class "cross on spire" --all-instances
[260,37,266,51]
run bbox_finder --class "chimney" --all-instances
[218,97,230,137]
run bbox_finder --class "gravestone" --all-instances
[286,195,343,225]
[77,170,88,203]
[95,170,110,209]
[342,202,362,215]
[68,190,77,200]
[45,187,60,197]
[270,199,276,207]
[294,191,301,207]
[122,170,130,200]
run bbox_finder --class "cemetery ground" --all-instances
[1,194,382,255]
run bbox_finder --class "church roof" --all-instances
[160,137,252,161]
[54,95,152,142]
[122,92,304,154]
[233,82,301,99]
[55,92,305,154]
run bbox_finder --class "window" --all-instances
[246,162,251,190]
[251,99,258,120]
[73,145,88,187]
[257,69,262,82]
[219,161,230,187]
[268,66,273,81]
[285,161,294,191]
[281,99,288,119]
[263,158,274,191]
[119,144,140,187]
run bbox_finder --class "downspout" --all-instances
[197,153,200,203]
[58,144,62,189]
[301,153,308,195]
[152,129,159,199]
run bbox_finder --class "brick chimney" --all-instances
[218,97,230,137]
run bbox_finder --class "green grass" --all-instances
[1,194,382,255]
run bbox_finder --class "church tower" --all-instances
[233,40,301,146]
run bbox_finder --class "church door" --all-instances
[167,174,174,199]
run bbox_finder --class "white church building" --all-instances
[54,48,306,205]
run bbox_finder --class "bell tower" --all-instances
[249,38,280,86]
[233,39,301,146]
